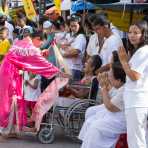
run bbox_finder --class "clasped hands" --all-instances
[117,46,129,64]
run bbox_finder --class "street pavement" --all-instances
[0,128,81,148]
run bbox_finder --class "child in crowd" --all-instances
[15,13,33,40]
[0,27,11,63]
[24,72,41,119]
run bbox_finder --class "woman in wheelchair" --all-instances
[79,60,126,148]
[57,54,102,107]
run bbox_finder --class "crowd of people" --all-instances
[0,5,148,148]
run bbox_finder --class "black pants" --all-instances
[40,76,56,92]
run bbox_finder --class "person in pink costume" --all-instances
[0,35,67,136]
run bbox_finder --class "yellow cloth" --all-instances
[22,0,37,21]
[0,39,11,63]
[54,0,61,11]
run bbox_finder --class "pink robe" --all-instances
[31,77,68,131]
[0,37,59,135]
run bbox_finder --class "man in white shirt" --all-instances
[86,12,123,58]
[92,15,123,73]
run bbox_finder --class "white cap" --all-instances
[43,21,53,29]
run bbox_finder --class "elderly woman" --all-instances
[57,54,102,107]
[79,60,126,148]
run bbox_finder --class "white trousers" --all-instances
[125,108,148,148]
[79,105,126,148]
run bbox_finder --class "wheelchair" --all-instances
[37,77,99,144]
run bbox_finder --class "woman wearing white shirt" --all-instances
[118,20,148,148]
[79,61,126,148]
[60,15,86,81]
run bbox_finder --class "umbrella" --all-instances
[71,0,95,12]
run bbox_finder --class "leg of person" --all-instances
[79,105,108,141]
[125,108,148,148]
[79,115,97,141]
[81,122,119,148]
[85,104,106,120]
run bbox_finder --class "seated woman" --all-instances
[78,60,126,148]
[57,54,102,107]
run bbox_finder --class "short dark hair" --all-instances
[111,62,126,83]
[88,12,108,24]
[92,15,110,28]
[91,55,102,75]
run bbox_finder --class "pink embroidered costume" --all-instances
[31,77,68,131]
[0,37,59,135]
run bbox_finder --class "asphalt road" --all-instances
[0,129,81,148]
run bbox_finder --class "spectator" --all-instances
[15,13,33,40]
[79,60,126,148]
[118,20,148,148]
[40,20,57,92]
[92,16,123,73]
[60,15,86,81]
[24,71,41,125]
[57,55,102,107]
[0,13,14,42]
[0,27,11,63]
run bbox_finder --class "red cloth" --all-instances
[25,100,36,111]
[115,134,128,148]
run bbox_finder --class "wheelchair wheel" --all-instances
[64,99,98,140]
[38,126,55,144]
